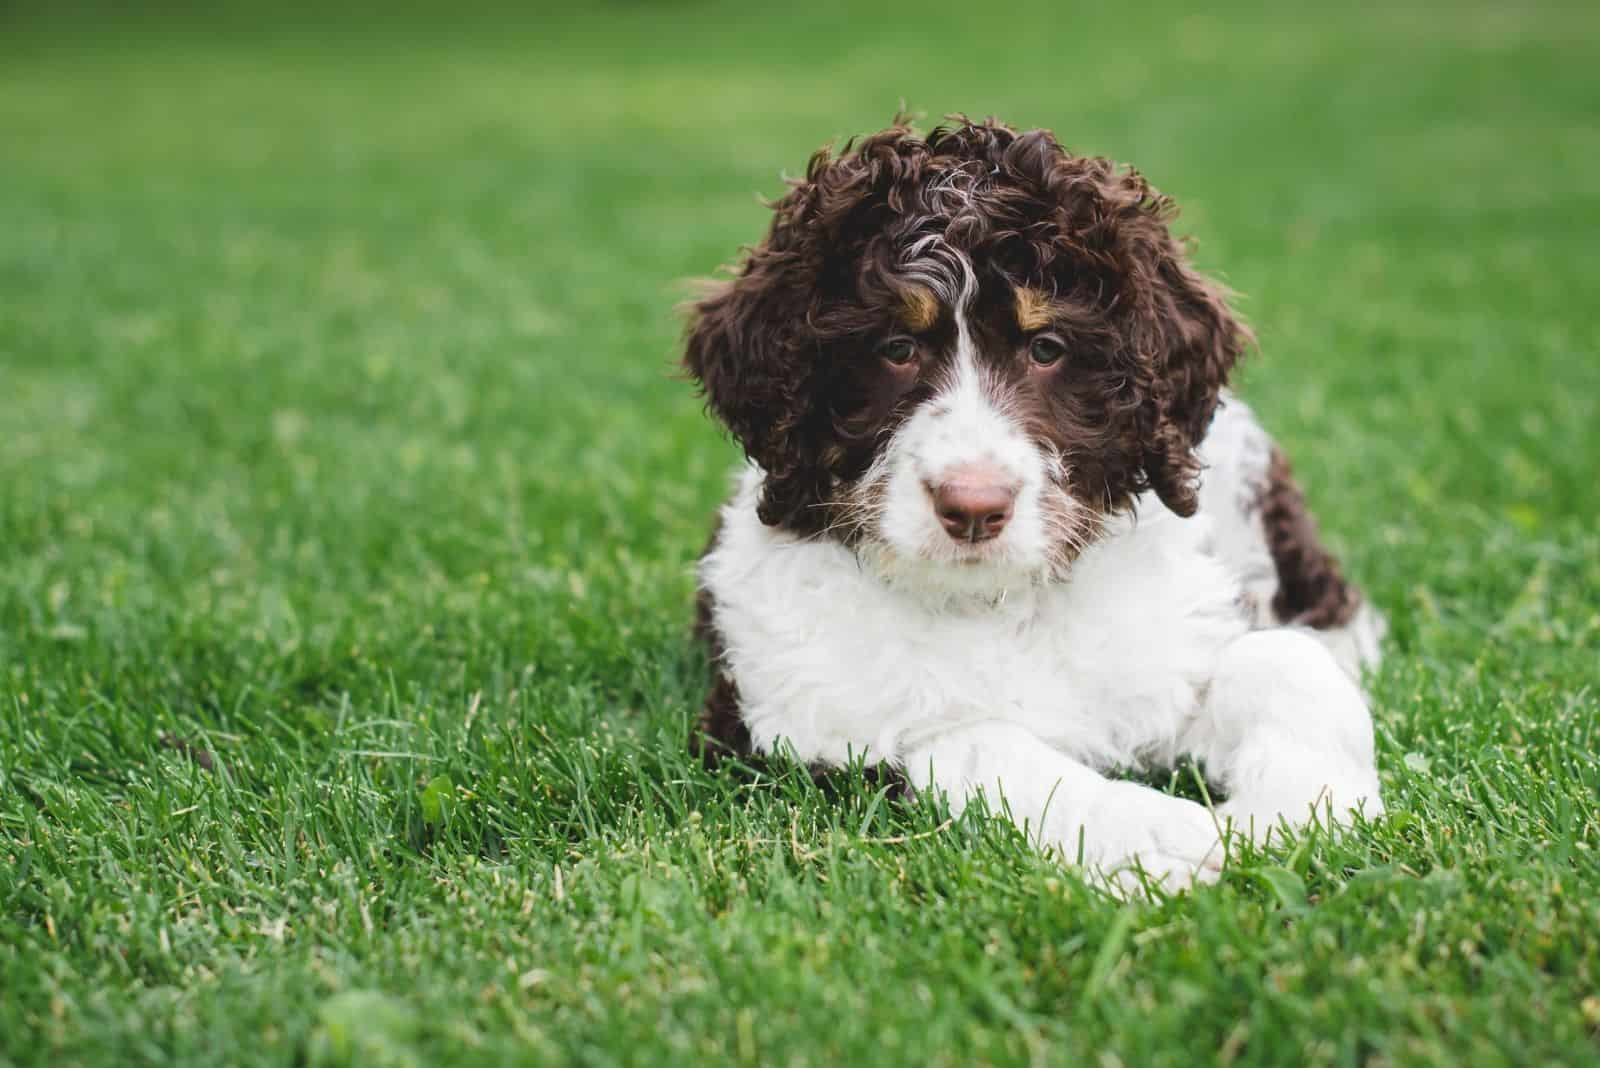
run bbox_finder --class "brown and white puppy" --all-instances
[685,117,1384,893]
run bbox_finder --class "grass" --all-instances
[2,1,1598,1064]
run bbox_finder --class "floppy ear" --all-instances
[1133,236,1253,517]
[685,127,920,532]
[684,272,828,530]
[1003,132,1251,518]
[683,177,835,532]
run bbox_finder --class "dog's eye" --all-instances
[1028,334,1067,368]
[880,337,918,367]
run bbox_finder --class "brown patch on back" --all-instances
[1261,446,1362,628]
[898,286,940,332]
[1014,286,1061,332]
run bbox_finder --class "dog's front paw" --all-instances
[1071,781,1226,896]
[1219,776,1384,846]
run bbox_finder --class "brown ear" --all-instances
[682,180,833,531]
[1001,132,1251,517]
[684,125,923,532]
[1135,244,1253,516]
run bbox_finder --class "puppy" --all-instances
[684,116,1384,892]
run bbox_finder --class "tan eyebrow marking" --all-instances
[897,286,940,332]
[1014,287,1063,332]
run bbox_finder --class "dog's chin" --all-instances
[858,531,1052,603]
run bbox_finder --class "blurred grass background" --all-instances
[2,2,1598,1065]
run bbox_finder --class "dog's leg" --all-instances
[901,721,1224,894]
[1185,629,1383,844]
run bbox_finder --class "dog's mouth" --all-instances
[947,539,1008,565]
[842,452,1085,587]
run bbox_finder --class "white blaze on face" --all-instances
[869,273,1064,592]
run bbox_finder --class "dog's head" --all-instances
[685,117,1251,592]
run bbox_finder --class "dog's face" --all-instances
[686,118,1250,592]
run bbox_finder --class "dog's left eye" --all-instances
[1028,334,1067,368]
[880,337,918,367]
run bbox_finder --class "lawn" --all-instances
[2,1,1598,1064]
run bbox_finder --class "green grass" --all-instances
[3,1,1598,1064]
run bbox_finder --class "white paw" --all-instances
[1219,778,1384,846]
[1067,781,1226,896]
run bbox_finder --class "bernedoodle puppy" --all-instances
[683,116,1385,893]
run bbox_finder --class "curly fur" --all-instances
[684,116,1253,531]
[681,116,1383,893]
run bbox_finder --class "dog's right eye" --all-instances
[879,338,918,367]
[1028,334,1068,368]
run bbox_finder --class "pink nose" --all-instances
[928,467,1015,543]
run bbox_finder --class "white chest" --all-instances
[702,485,1251,772]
